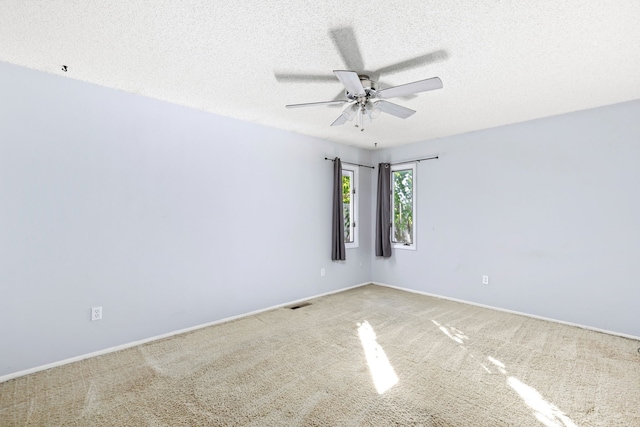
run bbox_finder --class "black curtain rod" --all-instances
[324,157,375,169]
[386,155,439,166]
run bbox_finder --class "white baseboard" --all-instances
[0,282,371,384]
[373,282,640,341]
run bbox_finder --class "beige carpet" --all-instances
[1,284,639,426]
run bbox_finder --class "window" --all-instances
[342,165,358,248]
[391,162,416,250]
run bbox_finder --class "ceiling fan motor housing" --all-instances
[346,75,378,102]
[358,75,377,90]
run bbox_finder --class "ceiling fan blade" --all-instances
[286,100,348,108]
[374,50,449,76]
[334,70,365,96]
[274,72,337,83]
[377,77,443,99]
[376,100,416,119]
[331,114,349,126]
[378,81,417,100]
[331,103,358,126]
[329,27,364,71]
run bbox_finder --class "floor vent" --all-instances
[288,302,312,310]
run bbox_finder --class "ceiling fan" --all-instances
[277,27,446,131]
[285,71,443,130]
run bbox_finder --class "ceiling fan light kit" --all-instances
[286,71,443,131]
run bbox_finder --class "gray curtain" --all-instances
[375,163,392,257]
[331,157,346,261]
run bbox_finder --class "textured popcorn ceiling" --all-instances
[1,1,639,149]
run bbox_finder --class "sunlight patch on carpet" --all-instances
[431,320,467,345]
[357,321,398,394]
[484,356,578,426]
[487,356,507,374]
[480,364,492,374]
[507,377,579,427]
[487,356,505,368]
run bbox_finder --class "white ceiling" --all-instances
[1,1,639,149]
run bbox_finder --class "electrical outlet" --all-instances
[482,275,489,285]
[320,268,326,277]
[91,306,102,321]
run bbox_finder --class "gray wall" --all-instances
[0,61,372,377]
[3,58,638,378]
[372,100,640,337]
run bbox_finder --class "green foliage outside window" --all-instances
[393,170,413,244]
[342,174,352,242]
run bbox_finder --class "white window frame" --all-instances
[391,162,416,250]
[342,165,359,249]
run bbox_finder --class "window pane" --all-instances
[342,171,353,243]
[393,169,413,244]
